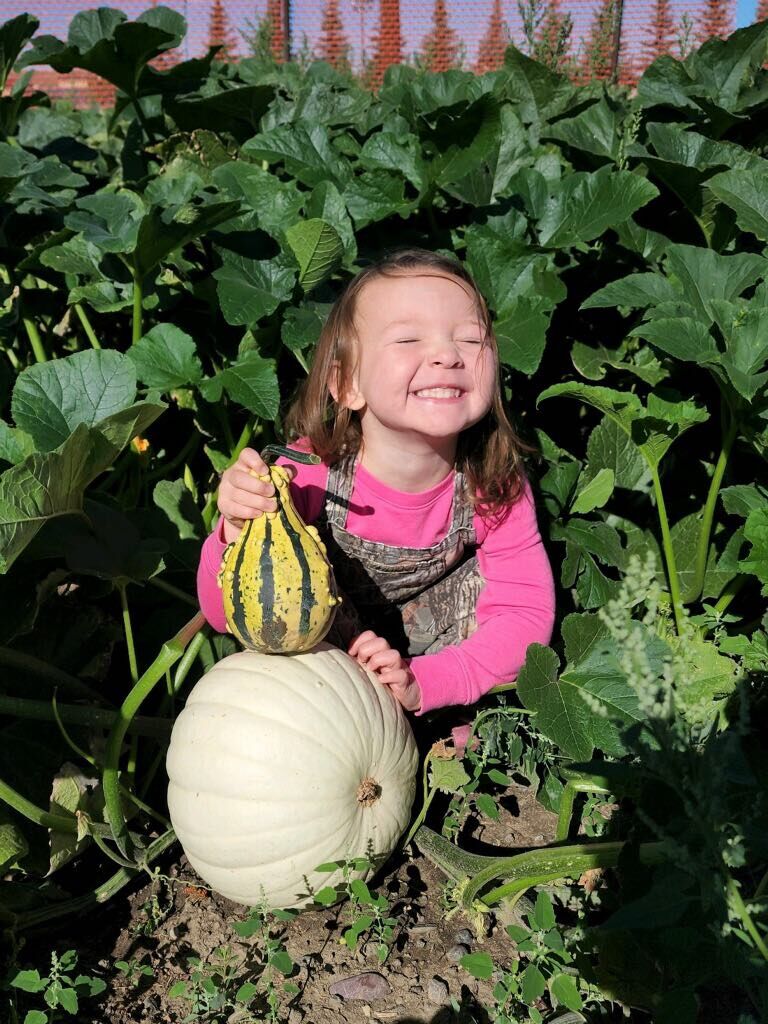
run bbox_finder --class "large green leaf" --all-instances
[285,219,343,293]
[494,296,551,375]
[536,167,658,249]
[706,168,768,242]
[133,199,241,279]
[128,325,203,391]
[202,352,280,421]
[516,613,656,759]
[539,383,709,472]
[740,507,768,593]
[166,85,274,143]
[0,402,162,573]
[213,162,304,242]
[18,6,186,98]
[543,97,624,161]
[242,124,351,189]
[0,14,39,93]
[65,192,144,254]
[11,351,137,452]
[213,254,295,326]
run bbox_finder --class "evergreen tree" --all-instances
[475,0,509,74]
[421,0,461,72]
[699,0,732,41]
[371,0,403,87]
[318,0,350,68]
[642,0,674,62]
[267,0,286,60]
[535,0,573,73]
[207,0,238,61]
[581,0,620,82]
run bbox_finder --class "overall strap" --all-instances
[324,455,357,529]
[451,470,475,534]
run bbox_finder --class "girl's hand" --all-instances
[348,631,421,713]
[218,448,289,544]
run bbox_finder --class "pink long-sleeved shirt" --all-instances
[197,449,555,714]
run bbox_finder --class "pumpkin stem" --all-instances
[356,777,382,806]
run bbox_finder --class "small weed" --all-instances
[313,858,399,963]
[114,955,154,989]
[8,948,106,1023]
[232,905,299,1021]
[168,944,256,1023]
[133,868,174,937]
[461,891,591,1023]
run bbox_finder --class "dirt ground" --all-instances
[29,782,559,1024]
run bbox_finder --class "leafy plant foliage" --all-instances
[0,7,766,1021]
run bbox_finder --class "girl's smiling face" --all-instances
[337,271,497,454]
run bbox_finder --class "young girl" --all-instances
[197,249,555,717]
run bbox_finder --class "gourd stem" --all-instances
[0,647,108,704]
[262,444,321,466]
[650,465,685,635]
[14,829,177,931]
[102,613,206,860]
[73,302,101,349]
[555,777,613,842]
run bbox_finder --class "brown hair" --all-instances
[284,248,536,515]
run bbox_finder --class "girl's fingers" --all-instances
[221,499,273,522]
[238,448,269,474]
[367,649,401,673]
[229,468,275,497]
[348,631,378,657]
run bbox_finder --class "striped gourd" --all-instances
[218,446,339,653]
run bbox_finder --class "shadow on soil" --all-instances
[391,986,492,1023]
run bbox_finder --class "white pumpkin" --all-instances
[166,643,418,909]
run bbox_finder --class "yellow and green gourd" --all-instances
[218,445,339,653]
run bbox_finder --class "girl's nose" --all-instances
[428,339,463,366]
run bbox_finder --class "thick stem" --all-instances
[0,774,77,833]
[15,829,177,931]
[0,647,109,704]
[692,412,738,602]
[728,877,768,963]
[73,302,101,349]
[1,694,170,739]
[119,584,140,687]
[415,825,667,908]
[131,270,143,344]
[22,316,47,362]
[102,614,206,859]
[650,465,685,635]
[713,574,747,618]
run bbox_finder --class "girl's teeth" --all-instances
[415,388,461,398]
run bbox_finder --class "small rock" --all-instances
[447,943,470,962]
[401,963,417,979]
[415,939,426,949]
[329,972,392,1002]
[409,985,423,995]
[287,1010,304,1024]
[427,976,450,1006]
[454,928,474,945]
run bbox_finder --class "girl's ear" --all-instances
[329,359,365,411]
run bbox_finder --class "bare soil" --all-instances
[21,782,559,1024]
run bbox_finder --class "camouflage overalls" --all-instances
[317,455,486,660]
